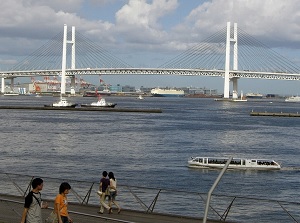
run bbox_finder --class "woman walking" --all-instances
[55,182,73,223]
[108,172,121,214]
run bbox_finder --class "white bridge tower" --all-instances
[224,22,238,99]
[61,24,76,95]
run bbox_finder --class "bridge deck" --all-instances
[0,194,222,223]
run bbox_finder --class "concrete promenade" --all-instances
[0,194,222,223]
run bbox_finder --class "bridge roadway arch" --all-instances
[2,68,300,94]
[1,67,300,80]
[0,68,223,78]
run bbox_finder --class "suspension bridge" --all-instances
[1,22,300,99]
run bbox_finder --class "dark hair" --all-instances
[59,182,71,194]
[32,178,43,189]
[102,171,107,177]
[108,172,115,181]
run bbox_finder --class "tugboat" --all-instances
[44,95,77,107]
[81,95,116,108]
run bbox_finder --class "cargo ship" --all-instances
[151,88,184,97]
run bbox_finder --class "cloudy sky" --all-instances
[1,0,300,95]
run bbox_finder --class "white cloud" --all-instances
[0,0,300,66]
[116,0,178,28]
[24,0,83,12]
[88,0,122,7]
[177,0,300,48]
[115,0,178,44]
[0,0,79,37]
[0,0,116,56]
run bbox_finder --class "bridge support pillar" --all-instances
[2,78,16,93]
[61,24,76,95]
[232,23,238,99]
[10,78,17,93]
[69,26,76,95]
[223,22,231,99]
[1,78,4,94]
[70,76,76,95]
[232,78,238,99]
[61,24,67,95]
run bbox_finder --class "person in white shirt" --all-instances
[108,172,121,214]
[20,178,48,223]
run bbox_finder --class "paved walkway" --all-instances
[0,194,222,223]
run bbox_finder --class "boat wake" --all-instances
[280,167,300,171]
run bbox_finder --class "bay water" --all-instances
[1,95,300,222]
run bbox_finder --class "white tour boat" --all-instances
[188,157,281,170]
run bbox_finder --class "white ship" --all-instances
[285,96,300,102]
[246,92,263,99]
[151,88,184,97]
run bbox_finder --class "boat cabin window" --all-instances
[194,158,203,163]
[208,158,226,164]
[231,159,241,165]
[257,160,277,166]
[207,158,242,165]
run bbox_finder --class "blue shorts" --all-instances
[109,191,117,201]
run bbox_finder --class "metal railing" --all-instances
[0,172,299,222]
